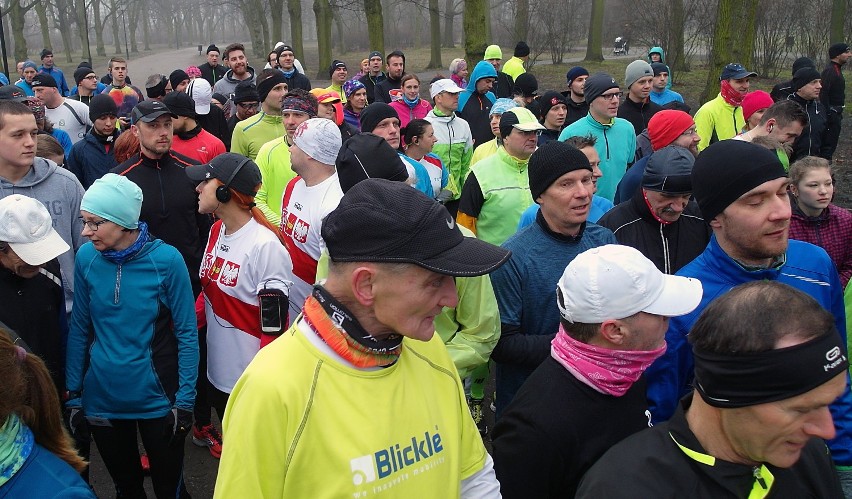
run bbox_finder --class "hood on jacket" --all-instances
[426,109,457,123]
[0,156,57,188]
[648,47,666,63]
[224,66,256,84]
[458,61,498,111]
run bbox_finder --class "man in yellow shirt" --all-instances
[215,179,509,498]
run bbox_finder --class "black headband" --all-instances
[694,330,848,408]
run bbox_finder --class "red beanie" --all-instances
[741,90,774,122]
[648,110,694,151]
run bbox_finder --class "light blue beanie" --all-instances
[490,98,518,117]
[81,173,143,229]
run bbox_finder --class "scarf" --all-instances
[720,80,745,107]
[0,414,34,487]
[176,124,203,141]
[303,286,403,368]
[281,68,295,78]
[402,94,420,108]
[551,325,666,396]
[101,221,151,265]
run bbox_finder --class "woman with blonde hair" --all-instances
[788,156,852,287]
[0,330,93,496]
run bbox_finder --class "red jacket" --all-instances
[171,126,226,164]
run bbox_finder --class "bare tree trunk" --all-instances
[34,1,51,52]
[514,0,528,42]
[313,0,332,78]
[463,0,486,63]
[9,0,29,62]
[830,0,845,44]
[427,0,442,68]
[142,0,151,51]
[270,0,284,43]
[288,0,304,60]
[583,0,604,62]
[668,0,686,73]
[129,1,139,53]
[74,0,92,60]
[53,0,76,61]
[109,0,122,54]
[364,0,385,53]
[332,6,346,54]
[442,0,454,48]
[92,0,106,56]
[701,0,757,102]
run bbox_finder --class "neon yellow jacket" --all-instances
[694,93,745,151]
[254,136,295,225]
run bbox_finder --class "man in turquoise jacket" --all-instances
[560,72,635,201]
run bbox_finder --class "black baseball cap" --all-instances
[185,152,262,196]
[31,73,57,88]
[322,179,511,277]
[163,91,197,118]
[0,85,27,102]
[131,100,177,125]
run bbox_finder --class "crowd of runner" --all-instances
[0,38,850,498]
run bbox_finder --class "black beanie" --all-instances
[528,141,592,201]
[336,133,409,192]
[829,43,850,59]
[692,140,785,221]
[514,73,538,98]
[359,103,398,134]
[169,69,189,90]
[583,72,619,104]
[233,81,259,104]
[791,67,821,91]
[514,41,530,57]
[88,94,118,121]
[538,91,567,121]
[207,44,220,55]
[791,57,815,76]
[146,75,168,99]
[257,71,287,103]
[77,61,93,69]
[74,66,95,86]
[329,60,346,77]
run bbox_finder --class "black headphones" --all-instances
[215,157,252,203]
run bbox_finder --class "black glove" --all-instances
[64,406,87,439]
[164,408,193,444]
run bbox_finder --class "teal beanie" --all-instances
[81,173,143,229]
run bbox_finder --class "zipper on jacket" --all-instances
[114,264,122,304]
[603,126,611,160]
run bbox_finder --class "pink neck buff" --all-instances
[642,190,674,226]
[720,80,746,107]
[551,325,667,396]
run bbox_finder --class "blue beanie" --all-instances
[566,66,589,85]
[81,174,143,229]
[22,60,37,71]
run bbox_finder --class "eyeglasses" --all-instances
[237,102,259,109]
[681,127,698,136]
[599,91,623,101]
[80,217,109,231]
[84,75,98,80]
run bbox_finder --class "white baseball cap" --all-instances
[0,194,70,266]
[430,78,464,99]
[187,78,212,115]
[557,245,702,323]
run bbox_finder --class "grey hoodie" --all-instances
[212,66,257,100]
[0,157,85,313]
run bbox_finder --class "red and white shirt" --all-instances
[200,218,293,393]
[280,173,343,322]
